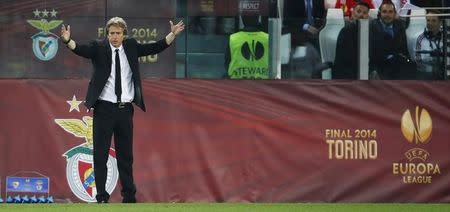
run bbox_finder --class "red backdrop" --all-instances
[0,79,449,203]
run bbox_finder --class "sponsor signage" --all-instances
[6,177,49,193]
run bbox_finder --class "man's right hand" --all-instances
[307,25,319,35]
[61,24,71,43]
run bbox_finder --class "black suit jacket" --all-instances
[369,19,409,68]
[369,19,415,79]
[72,38,170,111]
[333,22,359,79]
[283,0,325,28]
[283,0,325,46]
[283,0,325,23]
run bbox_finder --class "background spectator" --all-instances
[225,16,269,79]
[333,1,371,79]
[335,0,375,18]
[283,0,326,48]
[369,1,416,79]
[415,10,444,79]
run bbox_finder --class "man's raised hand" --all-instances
[170,20,185,36]
[60,24,71,43]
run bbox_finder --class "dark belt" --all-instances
[97,100,131,109]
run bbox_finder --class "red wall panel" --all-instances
[0,79,449,203]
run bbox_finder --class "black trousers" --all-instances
[93,100,136,202]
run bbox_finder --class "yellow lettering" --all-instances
[98,27,105,38]
[335,140,344,159]
[402,175,432,184]
[326,140,334,159]
[326,140,377,160]
[369,140,377,159]
[345,140,353,159]
[393,163,399,174]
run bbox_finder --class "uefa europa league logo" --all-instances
[401,106,432,144]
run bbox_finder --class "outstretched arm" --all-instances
[61,24,96,58]
[137,20,185,56]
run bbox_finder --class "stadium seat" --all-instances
[368,9,378,20]
[405,9,426,61]
[318,8,345,79]
[280,33,291,65]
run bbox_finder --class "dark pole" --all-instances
[442,0,448,79]
[184,0,189,78]
[105,0,108,29]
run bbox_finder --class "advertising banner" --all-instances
[6,177,49,193]
[0,79,449,203]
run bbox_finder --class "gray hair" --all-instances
[106,17,128,35]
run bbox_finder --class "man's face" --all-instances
[351,5,369,20]
[108,25,125,48]
[380,4,396,24]
[426,15,441,34]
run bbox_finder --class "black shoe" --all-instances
[96,193,110,204]
[122,197,136,203]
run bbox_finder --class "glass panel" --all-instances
[281,0,326,79]
[0,0,105,78]
[407,8,447,80]
[1,0,448,80]
[367,3,448,80]
[181,0,275,79]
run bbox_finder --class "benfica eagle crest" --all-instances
[55,96,119,202]
[27,9,63,61]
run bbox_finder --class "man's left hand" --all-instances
[170,20,185,35]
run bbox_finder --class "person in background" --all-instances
[415,10,444,80]
[60,17,185,203]
[283,0,326,48]
[335,0,375,18]
[333,1,371,79]
[374,0,409,13]
[369,1,415,79]
[225,16,269,79]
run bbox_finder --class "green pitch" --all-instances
[0,203,449,212]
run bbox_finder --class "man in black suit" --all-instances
[283,0,325,47]
[369,1,415,79]
[333,1,371,79]
[60,17,184,203]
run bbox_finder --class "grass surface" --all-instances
[0,203,449,212]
